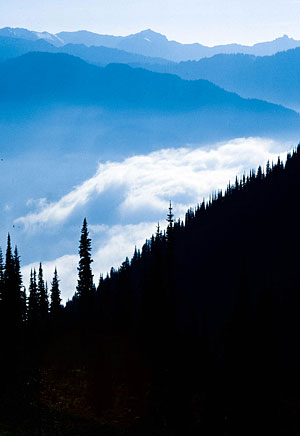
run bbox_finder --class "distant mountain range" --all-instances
[2,27,300,114]
[57,30,300,61]
[0,52,299,152]
[0,36,55,62]
[141,48,300,111]
[1,27,300,62]
[0,51,294,113]
[0,27,64,46]
[0,35,170,66]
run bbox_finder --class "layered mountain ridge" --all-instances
[1,27,300,61]
[0,51,298,155]
[141,48,300,111]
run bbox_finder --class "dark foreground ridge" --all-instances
[2,145,300,435]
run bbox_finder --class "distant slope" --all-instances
[57,43,170,66]
[0,52,299,151]
[57,29,300,61]
[0,35,170,66]
[0,26,64,46]
[141,48,300,110]
[0,36,56,62]
[0,51,296,112]
[57,29,122,49]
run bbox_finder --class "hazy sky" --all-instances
[1,0,300,45]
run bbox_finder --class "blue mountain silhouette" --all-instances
[0,51,297,114]
[141,48,300,110]
[2,27,300,62]
[0,35,170,65]
[57,29,300,61]
[0,52,299,155]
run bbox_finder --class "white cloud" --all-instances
[26,197,48,209]
[16,137,290,229]
[20,137,291,301]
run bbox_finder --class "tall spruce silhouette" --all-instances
[50,267,61,317]
[38,263,48,322]
[28,269,39,328]
[13,246,26,325]
[166,200,174,241]
[76,218,94,309]
[0,247,4,310]
[3,235,23,330]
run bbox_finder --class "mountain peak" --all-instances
[139,29,160,36]
[130,29,168,42]
[277,34,292,41]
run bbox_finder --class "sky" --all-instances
[1,0,300,45]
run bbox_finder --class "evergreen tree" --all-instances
[0,247,4,306]
[14,246,26,324]
[76,218,94,303]
[20,287,27,324]
[97,274,104,294]
[257,165,263,180]
[0,247,4,347]
[38,263,48,321]
[50,268,62,317]
[166,201,174,241]
[3,235,23,329]
[28,269,39,328]
[3,234,14,311]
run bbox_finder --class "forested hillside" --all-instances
[2,145,300,435]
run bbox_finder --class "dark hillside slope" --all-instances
[2,146,300,435]
[86,146,300,435]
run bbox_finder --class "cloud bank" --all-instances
[17,137,289,228]
[20,137,291,301]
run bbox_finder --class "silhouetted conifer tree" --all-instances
[77,218,94,309]
[257,165,263,180]
[38,263,48,322]
[14,246,26,324]
[166,201,174,242]
[50,267,62,317]
[3,235,23,329]
[28,269,39,328]
[97,274,104,294]
[3,235,14,313]
[0,248,4,307]
[131,246,140,266]
[0,247,4,355]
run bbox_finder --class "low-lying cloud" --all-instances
[16,137,289,229]
[20,137,291,300]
